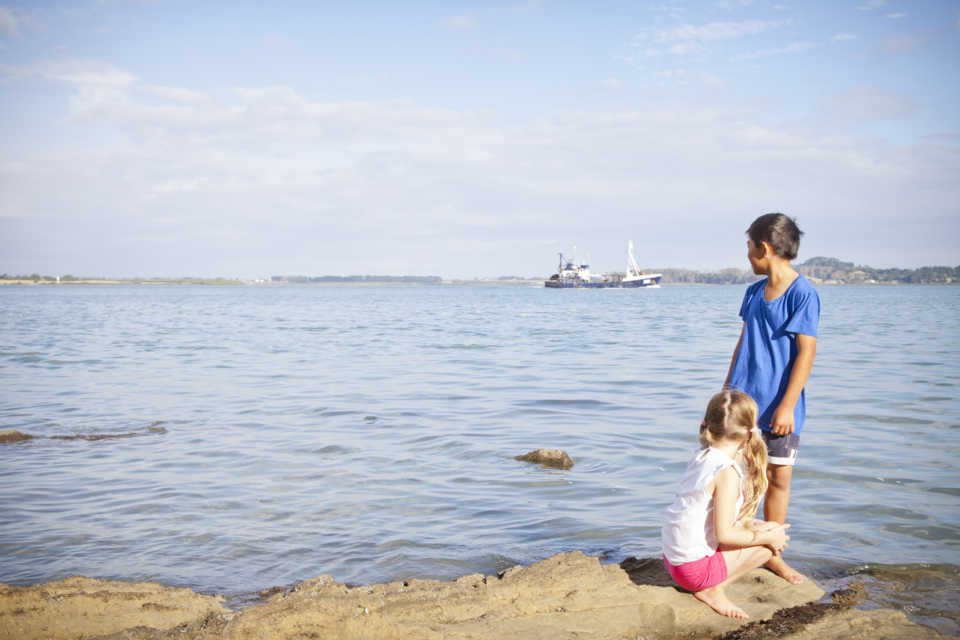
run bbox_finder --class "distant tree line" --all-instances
[641,258,959,285]
[795,257,960,284]
[648,268,762,285]
[272,275,443,284]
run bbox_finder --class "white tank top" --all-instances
[661,448,745,565]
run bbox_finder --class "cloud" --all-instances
[731,41,817,60]
[0,6,18,36]
[1,61,957,277]
[597,78,623,93]
[886,13,907,18]
[342,72,389,85]
[700,71,727,90]
[440,14,477,29]
[642,19,787,44]
[856,0,886,9]
[630,19,790,60]
[874,33,927,59]
[508,0,547,16]
[823,86,916,124]
[832,33,857,41]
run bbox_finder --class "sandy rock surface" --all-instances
[0,576,231,640]
[0,552,945,640]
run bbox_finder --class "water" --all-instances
[1,284,958,633]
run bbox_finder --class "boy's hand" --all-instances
[770,403,795,435]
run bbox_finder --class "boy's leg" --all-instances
[763,463,803,584]
[695,546,774,618]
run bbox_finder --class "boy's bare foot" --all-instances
[765,555,804,585]
[694,587,749,619]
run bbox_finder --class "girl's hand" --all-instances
[766,523,791,555]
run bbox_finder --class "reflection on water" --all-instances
[0,284,958,632]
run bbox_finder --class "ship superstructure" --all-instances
[544,241,662,289]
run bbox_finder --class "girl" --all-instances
[661,390,792,619]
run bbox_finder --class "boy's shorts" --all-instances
[762,430,800,466]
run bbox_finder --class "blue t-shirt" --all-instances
[729,275,820,435]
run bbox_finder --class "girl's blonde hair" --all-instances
[700,389,768,528]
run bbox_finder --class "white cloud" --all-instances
[2,61,956,277]
[597,78,624,93]
[874,33,927,59]
[140,84,207,104]
[731,41,817,60]
[886,13,907,18]
[823,86,916,124]
[342,72,389,85]
[856,0,886,9]
[508,0,547,16]
[639,19,787,44]
[700,71,727,90]
[0,6,18,36]
[832,33,858,41]
[440,14,477,29]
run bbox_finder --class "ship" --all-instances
[544,241,662,289]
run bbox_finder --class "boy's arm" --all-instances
[723,323,746,390]
[769,333,817,436]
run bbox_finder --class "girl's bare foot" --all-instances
[765,555,804,585]
[694,587,749,619]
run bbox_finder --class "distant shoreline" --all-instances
[1,279,953,287]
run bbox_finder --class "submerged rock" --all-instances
[513,448,574,469]
[0,429,34,443]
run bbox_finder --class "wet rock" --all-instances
[830,581,867,606]
[50,426,168,442]
[513,448,574,469]
[0,430,35,443]
[716,576,945,640]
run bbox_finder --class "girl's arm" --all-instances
[712,467,790,552]
[722,324,746,390]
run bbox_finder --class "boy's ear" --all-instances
[760,241,775,257]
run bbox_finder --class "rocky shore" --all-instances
[0,551,945,640]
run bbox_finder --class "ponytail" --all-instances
[701,389,768,528]
[737,429,768,528]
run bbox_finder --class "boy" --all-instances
[723,213,819,585]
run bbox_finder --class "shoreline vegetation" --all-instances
[2,258,957,287]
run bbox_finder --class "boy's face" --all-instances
[747,239,768,275]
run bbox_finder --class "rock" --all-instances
[779,607,946,639]
[0,553,945,640]
[0,430,34,443]
[513,448,574,469]
[0,576,232,640]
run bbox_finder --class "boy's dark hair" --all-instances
[747,213,804,260]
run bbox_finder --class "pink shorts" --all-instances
[663,548,728,591]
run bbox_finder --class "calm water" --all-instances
[1,285,958,632]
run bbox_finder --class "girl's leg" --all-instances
[693,546,774,619]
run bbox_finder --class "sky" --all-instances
[0,0,958,279]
